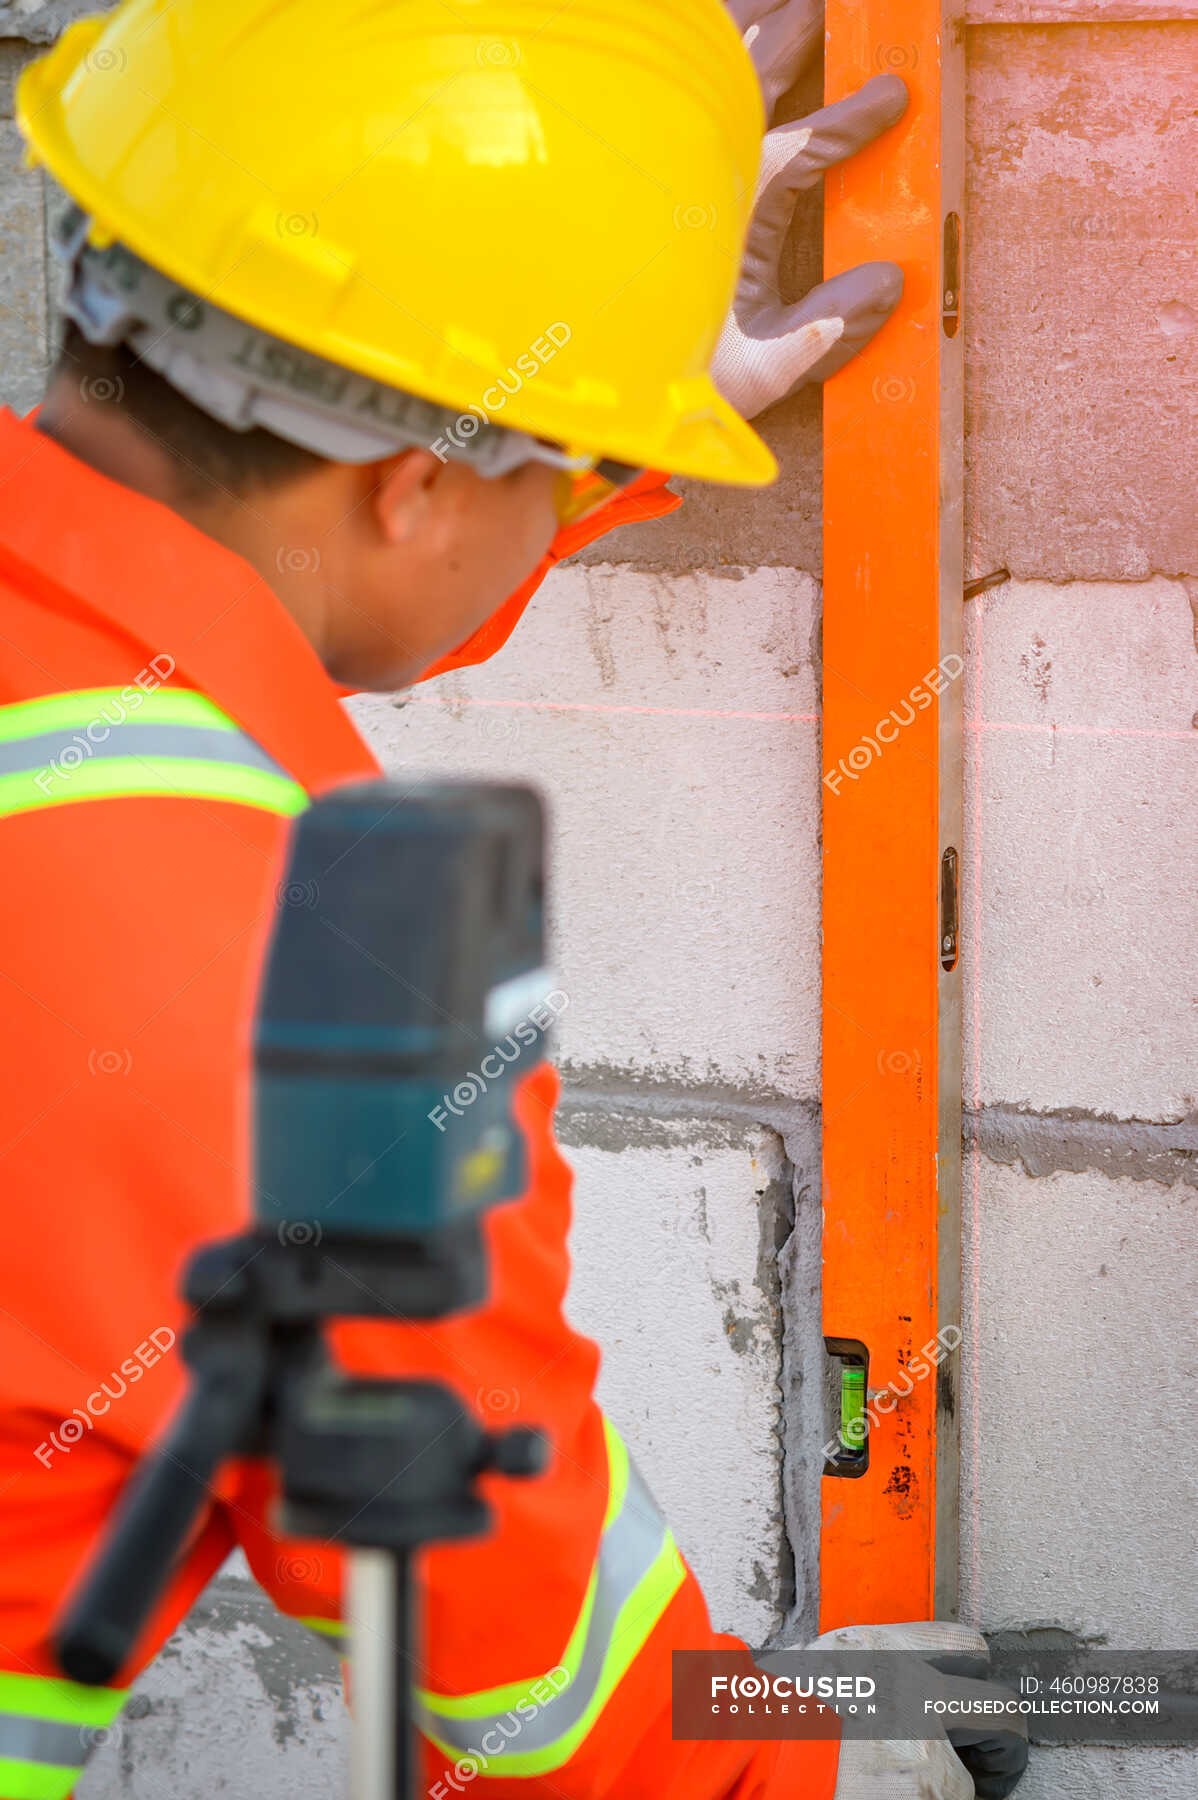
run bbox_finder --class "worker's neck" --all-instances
[35,381,332,660]
[37,381,187,515]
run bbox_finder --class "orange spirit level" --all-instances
[820,0,965,1627]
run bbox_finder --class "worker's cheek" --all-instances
[429,462,557,635]
[474,463,559,599]
[339,466,559,692]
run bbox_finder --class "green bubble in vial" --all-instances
[839,1365,866,1452]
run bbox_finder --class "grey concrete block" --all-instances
[965,577,1198,1120]
[1014,1744,1198,1800]
[0,1,109,46]
[969,3,1198,16]
[351,563,823,1102]
[559,1105,795,1645]
[77,1566,347,1800]
[0,39,29,115]
[0,117,48,414]
[966,24,1198,580]
[959,1156,1198,1646]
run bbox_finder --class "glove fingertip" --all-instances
[857,71,912,123]
[861,260,905,311]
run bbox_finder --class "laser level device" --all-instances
[55,780,553,1800]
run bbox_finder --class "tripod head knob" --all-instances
[487,1427,551,1480]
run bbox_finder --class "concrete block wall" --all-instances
[0,5,1194,1796]
[959,19,1198,1793]
[346,559,830,1651]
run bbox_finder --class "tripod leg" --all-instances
[349,1548,415,1800]
[57,1334,267,1685]
[394,1550,415,1800]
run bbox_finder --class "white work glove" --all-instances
[717,3,909,420]
[725,0,823,117]
[712,74,909,420]
[763,1622,1030,1799]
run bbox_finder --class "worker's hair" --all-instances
[53,322,326,498]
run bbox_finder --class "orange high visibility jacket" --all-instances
[0,408,839,1800]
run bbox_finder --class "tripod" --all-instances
[55,781,552,1800]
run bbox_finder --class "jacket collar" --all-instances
[0,408,376,791]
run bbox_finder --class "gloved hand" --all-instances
[712,73,910,420]
[725,0,823,118]
[768,1622,1030,1800]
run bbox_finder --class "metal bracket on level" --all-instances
[820,0,965,1629]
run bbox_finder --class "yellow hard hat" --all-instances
[18,0,777,487]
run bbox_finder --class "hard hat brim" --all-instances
[21,13,778,491]
[652,385,779,489]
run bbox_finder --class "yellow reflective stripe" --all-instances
[301,1616,344,1641]
[0,1673,125,1730]
[0,687,232,743]
[422,1569,600,1728]
[0,686,308,821]
[422,1540,687,1778]
[425,1419,632,1729]
[0,1756,78,1800]
[601,1415,629,1531]
[431,1538,685,1779]
[289,1427,686,1778]
[0,1673,127,1799]
[414,1420,686,1778]
[300,1616,347,1657]
[0,757,307,820]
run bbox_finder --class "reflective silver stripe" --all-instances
[0,1712,90,1767]
[0,723,290,780]
[418,1454,669,1757]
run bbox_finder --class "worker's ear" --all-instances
[369,448,445,545]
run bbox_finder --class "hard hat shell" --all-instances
[19,0,777,486]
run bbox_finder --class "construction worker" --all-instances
[0,2,1028,1798]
